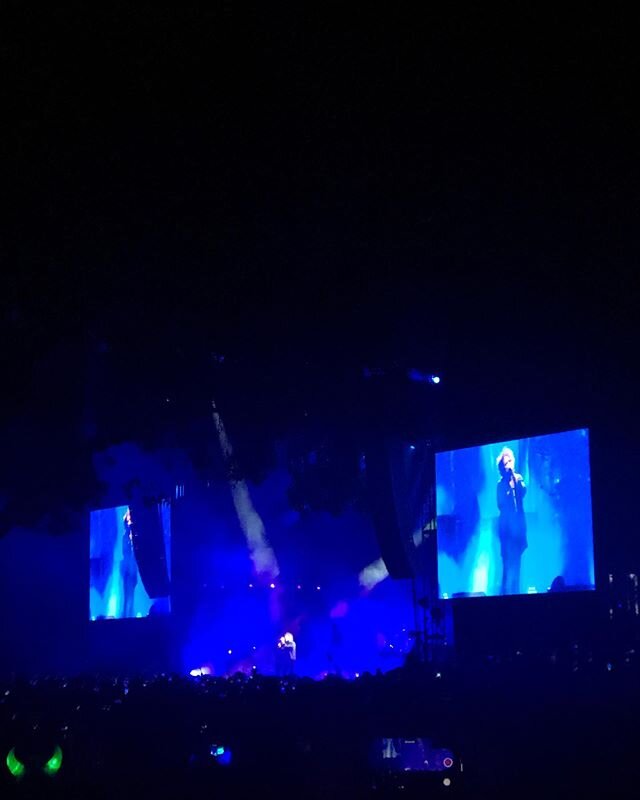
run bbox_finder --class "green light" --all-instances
[43,745,63,776]
[6,748,25,779]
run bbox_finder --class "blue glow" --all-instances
[436,428,595,598]
[179,464,412,678]
[210,745,232,765]
[406,369,441,385]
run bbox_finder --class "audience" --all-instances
[1,644,639,798]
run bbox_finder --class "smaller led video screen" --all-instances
[89,501,172,620]
[436,428,595,598]
[372,738,456,773]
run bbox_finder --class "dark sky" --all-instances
[1,7,638,535]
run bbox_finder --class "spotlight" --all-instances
[409,444,416,451]
[316,585,321,591]
[227,649,233,655]
[407,368,441,384]
[269,583,276,589]
[189,666,212,677]
[359,558,389,590]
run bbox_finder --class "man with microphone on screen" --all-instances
[496,447,527,595]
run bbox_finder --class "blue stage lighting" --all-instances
[407,368,441,385]
[210,744,232,766]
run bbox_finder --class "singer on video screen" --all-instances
[496,447,527,594]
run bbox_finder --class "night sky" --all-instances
[1,8,638,558]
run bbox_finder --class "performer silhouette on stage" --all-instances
[277,632,297,676]
[496,447,527,595]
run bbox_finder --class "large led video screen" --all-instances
[436,428,595,598]
[89,501,172,620]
